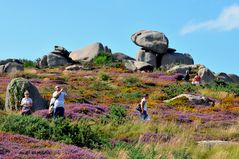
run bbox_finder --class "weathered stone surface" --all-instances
[136,48,157,67]
[198,140,236,147]
[164,94,215,106]
[161,53,194,66]
[124,60,137,71]
[5,78,47,112]
[38,55,48,68]
[198,68,215,83]
[4,62,24,73]
[51,45,70,58]
[0,59,22,65]
[47,53,70,67]
[167,48,176,53]
[70,42,111,62]
[167,64,200,74]
[0,65,4,73]
[228,74,239,84]
[131,30,168,54]
[65,65,84,71]
[112,52,135,61]
[134,61,154,72]
[216,72,234,83]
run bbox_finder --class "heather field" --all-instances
[1,63,239,159]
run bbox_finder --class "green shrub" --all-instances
[20,59,37,68]
[100,74,110,81]
[162,83,197,99]
[123,91,142,100]
[90,82,111,91]
[204,79,239,96]
[172,148,192,159]
[101,105,127,125]
[128,145,146,159]
[0,114,107,149]
[0,114,51,139]
[93,52,113,65]
[123,76,140,87]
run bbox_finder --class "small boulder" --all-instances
[65,65,84,71]
[124,60,137,71]
[131,30,168,54]
[164,94,215,106]
[198,68,215,83]
[5,78,47,111]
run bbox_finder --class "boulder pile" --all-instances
[0,59,24,73]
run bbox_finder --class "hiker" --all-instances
[183,70,190,82]
[20,91,32,115]
[52,85,67,119]
[192,73,201,85]
[140,94,150,121]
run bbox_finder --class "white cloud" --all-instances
[180,4,239,35]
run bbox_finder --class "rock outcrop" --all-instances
[5,78,47,111]
[0,59,24,73]
[37,46,74,68]
[70,42,112,62]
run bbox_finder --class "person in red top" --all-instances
[192,73,201,85]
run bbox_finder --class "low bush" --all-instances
[162,83,197,99]
[93,52,113,65]
[100,74,110,81]
[122,76,140,87]
[101,105,127,125]
[0,114,107,149]
[20,59,37,68]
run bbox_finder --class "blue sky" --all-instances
[0,0,239,75]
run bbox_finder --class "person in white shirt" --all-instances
[52,85,67,119]
[20,91,32,115]
[140,94,150,121]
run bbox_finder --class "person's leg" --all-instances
[58,107,65,118]
[53,108,58,119]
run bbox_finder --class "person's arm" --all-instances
[28,98,33,107]
[140,99,145,113]
[20,98,25,106]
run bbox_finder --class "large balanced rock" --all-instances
[5,78,47,112]
[70,42,111,62]
[164,94,215,106]
[131,30,168,54]
[161,53,194,66]
[37,46,74,68]
[198,68,215,83]
[136,48,157,67]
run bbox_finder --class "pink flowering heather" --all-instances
[0,132,105,159]
[34,103,108,120]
